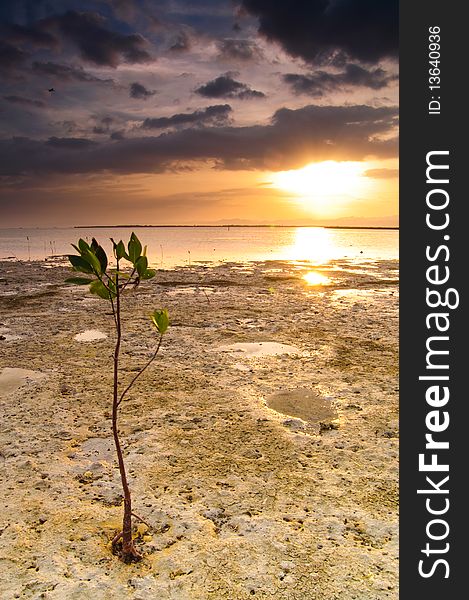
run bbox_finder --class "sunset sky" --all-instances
[0,0,398,227]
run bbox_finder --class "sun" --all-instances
[271,161,369,210]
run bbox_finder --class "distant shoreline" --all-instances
[73,224,399,230]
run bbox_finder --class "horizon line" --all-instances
[71,224,399,230]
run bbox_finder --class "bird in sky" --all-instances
[48,88,55,93]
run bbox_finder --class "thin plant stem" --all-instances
[121,267,137,290]
[109,295,118,330]
[117,335,163,408]
[111,258,141,562]
[131,512,152,529]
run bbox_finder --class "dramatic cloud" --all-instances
[0,104,398,177]
[3,95,46,108]
[0,0,398,227]
[142,104,232,129]
[218,39,262,62]
[42,10,152,67]
[32,61,114,83]
[284,64,397,96]
[241,0,398,64]
[129,82,156,100]
[196,75,265,99]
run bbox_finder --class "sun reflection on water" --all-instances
[303,271,330,286]
[283,227,335,264]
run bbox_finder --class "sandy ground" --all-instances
[0,258,398,599]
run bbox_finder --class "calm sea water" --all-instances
[0,227,398,267]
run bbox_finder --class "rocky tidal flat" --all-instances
[0,258,398,599]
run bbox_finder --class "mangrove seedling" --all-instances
[66,233,169,563]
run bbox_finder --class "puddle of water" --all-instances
[266,388,337,424]
[0,327,20,341]
[74,329,108,342]
[0,367,46,396]
[218,342,300,358]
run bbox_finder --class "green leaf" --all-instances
[135,255,148,277]
[150,309,169,334]
[92,240,108,273]
[78,239,90,253]
[90,238,99,252]
[115,240,128,260]
[90,279,115,300]
[141,268,156,280]
[82,248,102,275]
[128,232,142,264]
[68,254,94,274]
[65,277,93,285]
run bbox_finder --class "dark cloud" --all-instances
[284,64,397,96]
[1,22,58,48]
[218,39,262,61]
[0,23,54,53]
[92,116,114,134]
[46,136,97,149]
[3,95,46,108]
[129,82,156,100]
[32,61,114,83]
[0,104,398,177]
[241,0,398,64]
[169,30,191,52]
[196,75,265,99]
[110,130,125,140]
[42,10,152,67]
[142,104,232,129]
